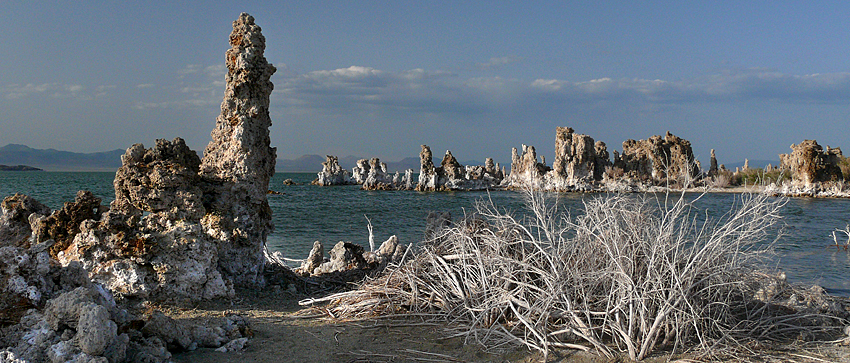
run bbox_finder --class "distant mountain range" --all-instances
[0,144,125,172]
[0,144,432,173]
[12,144,776,174]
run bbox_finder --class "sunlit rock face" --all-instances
[55,13,278,301]
[199,12,277,287]
[779,140,844,187]
[314,155,352,186]
[0,193,50,248]
[416,145,502,191]
[505,127,609,191]
[60,139,233,302]
[616,131,697,184]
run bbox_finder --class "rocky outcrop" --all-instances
[0,193,50,248]
[415,146,503,191]
[28,191,104,259]
[616,131,697,184]
[198,13,277,287]
[779,140,844,187]
[506,127,612,191]
[60,139,232,302]
[50,13,276,302]
[362,158,394,190]
[348,157,415,190]
[351,159,370,185]
[709,149,719,176]
[1,283,251,363]
[543,127,610,190]
[297,236,405,276]
[313,155,352,186]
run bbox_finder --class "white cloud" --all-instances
[476,56,523,69]
[1,83,99,100]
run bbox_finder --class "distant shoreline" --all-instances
[0,165,43,171]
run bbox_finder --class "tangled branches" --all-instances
[311,190,844,360]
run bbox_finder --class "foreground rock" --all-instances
[296,236,406,277]
[60,139,233,302]
[0,193,51,248]
[1,13,273,363]
[199,13,277,287]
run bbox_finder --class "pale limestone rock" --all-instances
[352,158,371,185]
[416,145,502,191]
[300,241,324,274]
[314,241,366,274]
[709,149,718,176]
[60,139,232,302]
[314,155,352,186]
[779,140,844,187]
[617,131,697,184]
[362,158,394,190]
[76,303,117,356]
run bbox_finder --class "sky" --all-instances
[1,1,848,168]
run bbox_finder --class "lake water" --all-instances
[2,171,850,295]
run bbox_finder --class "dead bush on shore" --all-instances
[308,190,845,361]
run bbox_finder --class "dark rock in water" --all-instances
[0,165,42,171]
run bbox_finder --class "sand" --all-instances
[154,288,850,363]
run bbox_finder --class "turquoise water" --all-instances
[2,171,850,295]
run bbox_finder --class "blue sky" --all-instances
[1,1,848,167]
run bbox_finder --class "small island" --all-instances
[0,164,42,171]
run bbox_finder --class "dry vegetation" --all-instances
[305,190,847,361]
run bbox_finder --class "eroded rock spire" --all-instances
[200,13,277,286]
